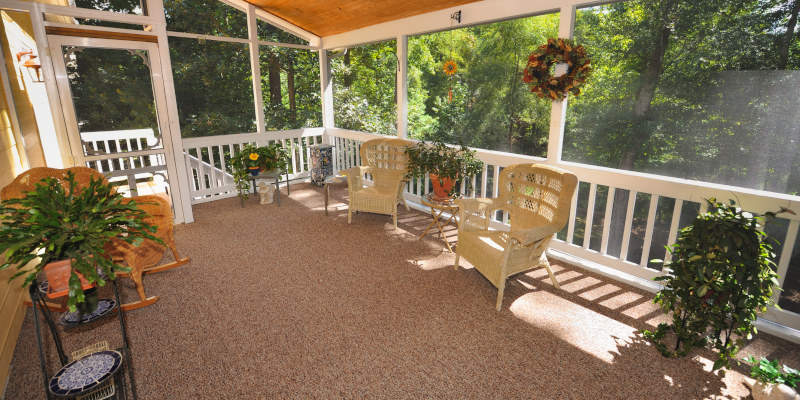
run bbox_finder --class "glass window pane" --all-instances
[72,0,144,14]
[331,40,397,135]
[259,46,322,130]
[169,37,255,137]
[407,12,559,153]
[565,0,800,195]
[164,0,247,38]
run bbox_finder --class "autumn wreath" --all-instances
[522,38,592,101]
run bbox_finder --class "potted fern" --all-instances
[0,172,160,312]
[404,141,483,200]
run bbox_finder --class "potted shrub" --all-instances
[743,356,800,400]
[643,198,794,371]
[404,141,483,200]
[231,143,289,199]
[0,172,161,312]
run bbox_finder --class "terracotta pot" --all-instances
[43,259,92,300]
[430,173,455,200]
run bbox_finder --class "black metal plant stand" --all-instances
[29,279,138,399]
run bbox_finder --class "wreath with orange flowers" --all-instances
[522,38,592,101]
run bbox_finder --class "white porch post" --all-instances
[396,35,408,139]
[319,48,335,144]
[148,0,194,223]
[546,5,577,165]
[247,4,266,134]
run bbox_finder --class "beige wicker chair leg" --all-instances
[401,197,410,211]
[495,280,506,311]
[348,208,352,224]
[454,254,460,270]
[540,255,561,289]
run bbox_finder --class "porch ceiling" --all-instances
[242,0,483,37]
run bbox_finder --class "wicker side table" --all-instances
[419,193,461,252]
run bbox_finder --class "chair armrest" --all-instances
[455,198,497,213]
[345,166,370,190]
[507,224,560,248]
[456,198,499,232]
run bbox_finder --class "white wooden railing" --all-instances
[178,127,800,336]
[181,128,325,203]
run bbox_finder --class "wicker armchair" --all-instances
[345,138,413,229]
[1,167,189,311]
[454,164,577,311]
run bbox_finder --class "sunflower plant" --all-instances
[230,143,289,199]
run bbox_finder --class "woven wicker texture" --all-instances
[0,166,106,201]
[455,163,578,311]
[346,138,413,228]
[1,167,188,310]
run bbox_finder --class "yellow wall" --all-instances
[0,70,29,399]
[0,9,48,394]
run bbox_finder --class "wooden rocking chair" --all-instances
[1,167,189,311]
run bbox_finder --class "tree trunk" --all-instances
[343,50,353,88]
[778,0,800,70]
[287,61,296,124]
[268,52,282,109]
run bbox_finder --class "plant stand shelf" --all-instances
[239,168,289,207]
[29,279,138,399]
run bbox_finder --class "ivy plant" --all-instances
[745,356,800,389]
[643,198,794,371]
[0,172,161,312]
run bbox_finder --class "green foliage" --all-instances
[0,172,161,312]
[745,356,800,388]
[404,141,484,196]
[230,143,289,198]
[643,198,787,370]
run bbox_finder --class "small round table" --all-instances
[323,174,348,216]
[420,193,461,252]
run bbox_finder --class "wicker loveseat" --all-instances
[345,138,413,229]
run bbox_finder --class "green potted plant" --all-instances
[743,356,800,400]
[0,172,161,312]
[230,143,289,199]
[404,141,483,199]
[643,198,794,371]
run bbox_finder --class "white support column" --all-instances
[247,4,266,133]
[546,5,577,165]
[30,5,71,168]
[148,0,194,223]
[319,48,334,143]
[396,35,408,139]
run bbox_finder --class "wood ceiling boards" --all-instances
[243,0,483,37]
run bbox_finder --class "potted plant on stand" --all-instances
[0,172,161,312]
[643,198,794,371]
[231,143,289,199]
[404,141,483,200]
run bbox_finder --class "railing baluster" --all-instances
[480,164,488,199]
[663,199,684,267]
[639,195,660,267]
[583,183,597,250]
[566,181,579,245]
[619,191,638,262]
[774,220,799,303]
[600,186,615,255]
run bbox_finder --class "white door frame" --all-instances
[47,35,188,223]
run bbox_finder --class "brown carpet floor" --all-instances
[4,182,800,399]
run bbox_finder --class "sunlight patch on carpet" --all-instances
[510,291,638,363]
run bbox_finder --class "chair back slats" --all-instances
[499,164,577,233]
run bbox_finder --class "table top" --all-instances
[248,168,286,179]
[49,350,122,397]
[325,174,348,184]
[421,193,462,209]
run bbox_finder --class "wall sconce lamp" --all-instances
[16,50,42,82]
